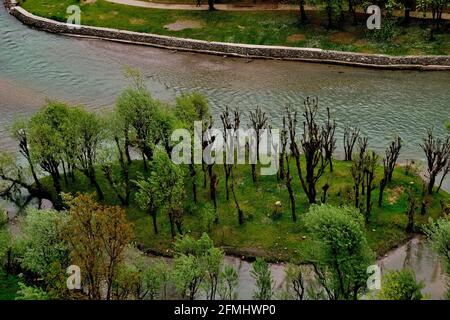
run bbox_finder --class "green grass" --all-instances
[39,157,450,263]
[20,0,450,55]
[0,270,19,300]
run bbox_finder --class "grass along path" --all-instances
[21,0,450,55]
[39,157,450,263]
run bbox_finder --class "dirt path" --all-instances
[105,0,450,19]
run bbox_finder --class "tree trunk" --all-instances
[436,168,449,193]
[150,210,158,234]
[51,171,63,209]
[208,0,215,10]
[169,211,176,239]
[428,174,436,194]
[299,1,307,24]
[190,163,197,203]
[89,172,104,201]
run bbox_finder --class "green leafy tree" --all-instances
[16,208,69,277]
[28,101,72,208]
[250,258,274,300]
[101,110,132,205]
[424,217,450,298]
[172,254,204,300]
[11,118,42,192]
[203,247,224,300]
[134,177,159,234]
[175,92,210,203]
[281,263,308,300]
[0,212,11,270]
[116,69,164,167]
[149,149,186,239]
[70,107,106,200]
[218,265,239,300]
[172,233,224,300]
[378,269,424,300]
[304,204,374,300]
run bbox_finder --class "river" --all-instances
[0,4,449,299]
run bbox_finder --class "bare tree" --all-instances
[286,98,329,204]
[343,124,360,161]
[277,119,288,181]
[299,98,329,204]
[321,107,337,172]
[420,129,450,194]
[364,151,378,223]
[351,138,368,210]
[282,117,296,222]
[220,107,241,201]
[221,107,233,201]
[230,169,244,225]
[248,106,268,183]
[378,137,402,207]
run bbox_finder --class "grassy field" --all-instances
[39,157,450,263]
[20,0,450,55]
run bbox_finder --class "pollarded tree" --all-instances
[286,98,329,204]
[220,106,241,201]
[304,204,374,300]
[149,149,186,239]
[321,107,337,172]
[175,92,210,204]
[379,137,402,207]
[343,123,360,161]
[437,122,450,193]
[420,128,450,194]
[363,151,379,223]
[405,187,418,233]
[300,98,329,204]
[283,117,297,222]
[351,137,368,210]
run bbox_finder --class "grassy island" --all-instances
[20,0,450,55]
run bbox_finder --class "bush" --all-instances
[367,18,399,42]
[378,269,424,300]
[15,282,49,300]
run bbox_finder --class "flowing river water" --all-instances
[0,5,449,299]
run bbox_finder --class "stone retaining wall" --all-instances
[5,0,450,70]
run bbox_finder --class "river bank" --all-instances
[6,0,450,69]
